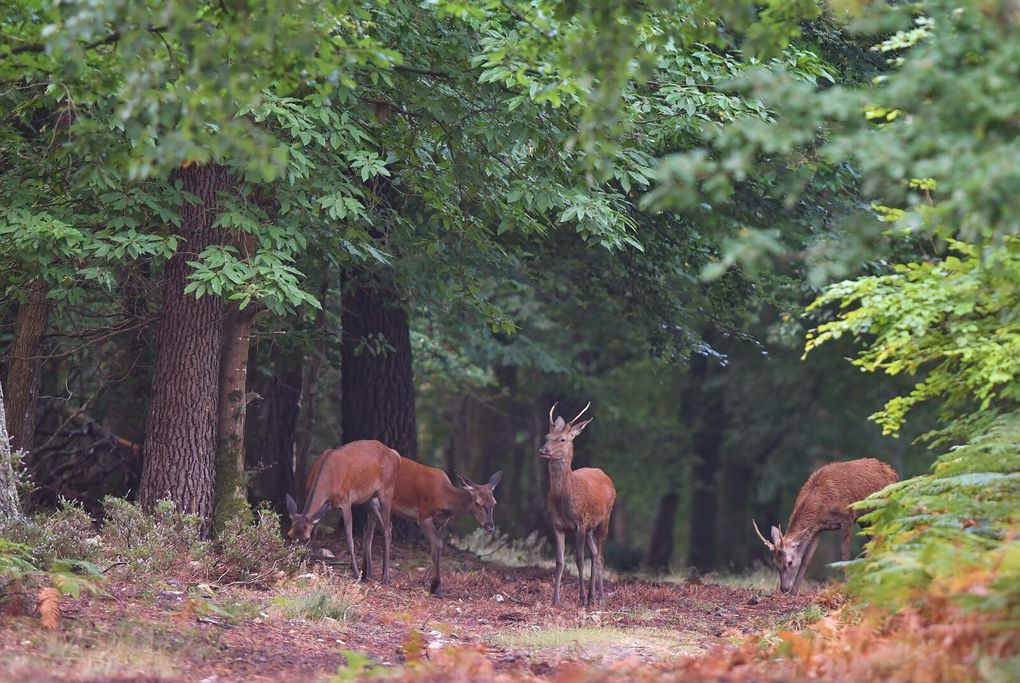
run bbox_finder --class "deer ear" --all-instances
[310,500,332,523]
[770,525,783,546]
[487,471,502,489]
[570,418,593,436]
[553,416,566,430]
[286,494,298,516]
[455,471,476,489]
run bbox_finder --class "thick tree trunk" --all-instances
[0,380,23,520]
[341,279,417,458]
[213,305,256,534]
[4,279,49,453]
[139,163,231,531]
[646,489,679,572]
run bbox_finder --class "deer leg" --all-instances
[340,504,360,581]
[585,530,597,606]
[574,529,586,607]
[552,529,565,606]
[378,492,394,585]
[840,521,853,562]
[422,517,444,596]
[792,533,820,595]
[597,522,609,607]
[362,497,381,581]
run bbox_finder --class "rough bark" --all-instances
[646,489,679,572]
[213,305,257,534]
[4,279,49,453]
[340,279,417,458]
[0,380,23,520]
[139,163,231,531]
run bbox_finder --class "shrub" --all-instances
[0,499,100,567]
[101,496,205,575]
[210,504,299,583]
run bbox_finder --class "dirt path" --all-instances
[0,544,812,682]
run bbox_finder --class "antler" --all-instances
[569,401,591,426]
[548,401,559,427]
[752,518,775,551]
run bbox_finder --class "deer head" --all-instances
[753,519,807,594]
[456,470,502,533]
[538,401,593,463]
[286,493,332,542]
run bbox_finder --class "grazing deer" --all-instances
[753,457,898,595]
[375,457,501,596]
[539,402,616,608]
[286,440,400,583]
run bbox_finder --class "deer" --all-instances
[753,457,898,595]
[372,457,501,596]
[286,439,400,583]
[539,401,616,609]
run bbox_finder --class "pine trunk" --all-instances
[213,305,256,534]
[4,278,49,453]
[139,163,231,531]
[341,279,417,458]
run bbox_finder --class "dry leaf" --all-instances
[38,587,61,630]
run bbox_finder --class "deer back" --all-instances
[307,440,400,508]
[787,458,898,535]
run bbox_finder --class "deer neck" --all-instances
[547,452,574,494]
[446,484,474,516]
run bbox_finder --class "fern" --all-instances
[849,412,1020,613]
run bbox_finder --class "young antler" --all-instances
[569,401,591,426]
[752,518,776,551]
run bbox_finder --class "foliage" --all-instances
[806,239,1019,440]
[211,505,299,584]
[847,412,1020,615]
[0,499,101,567]
[100,496,204,576]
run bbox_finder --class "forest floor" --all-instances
[0,536,821,683]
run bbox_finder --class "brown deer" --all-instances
[539,402,616,608]
[753,457,898,594]
[371,457,501,596]
[286,440,400,583]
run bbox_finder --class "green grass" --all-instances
[269,587,360,624]
[493,626,703,661]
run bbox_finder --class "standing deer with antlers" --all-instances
[539,402,616,608]
[753,457,898,594]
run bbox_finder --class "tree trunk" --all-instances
[139,163,231,531]
[340,279,417,458]
[0,380,23,520]
[213,305,256,534]
[646,489,679,572]
[246,347,301,516]
[294,278,330,490]
[686,347,728,573]
[4,279,49,453]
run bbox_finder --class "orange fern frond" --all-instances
[37,587,61,629]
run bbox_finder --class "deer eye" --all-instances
[559,437,566,442]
